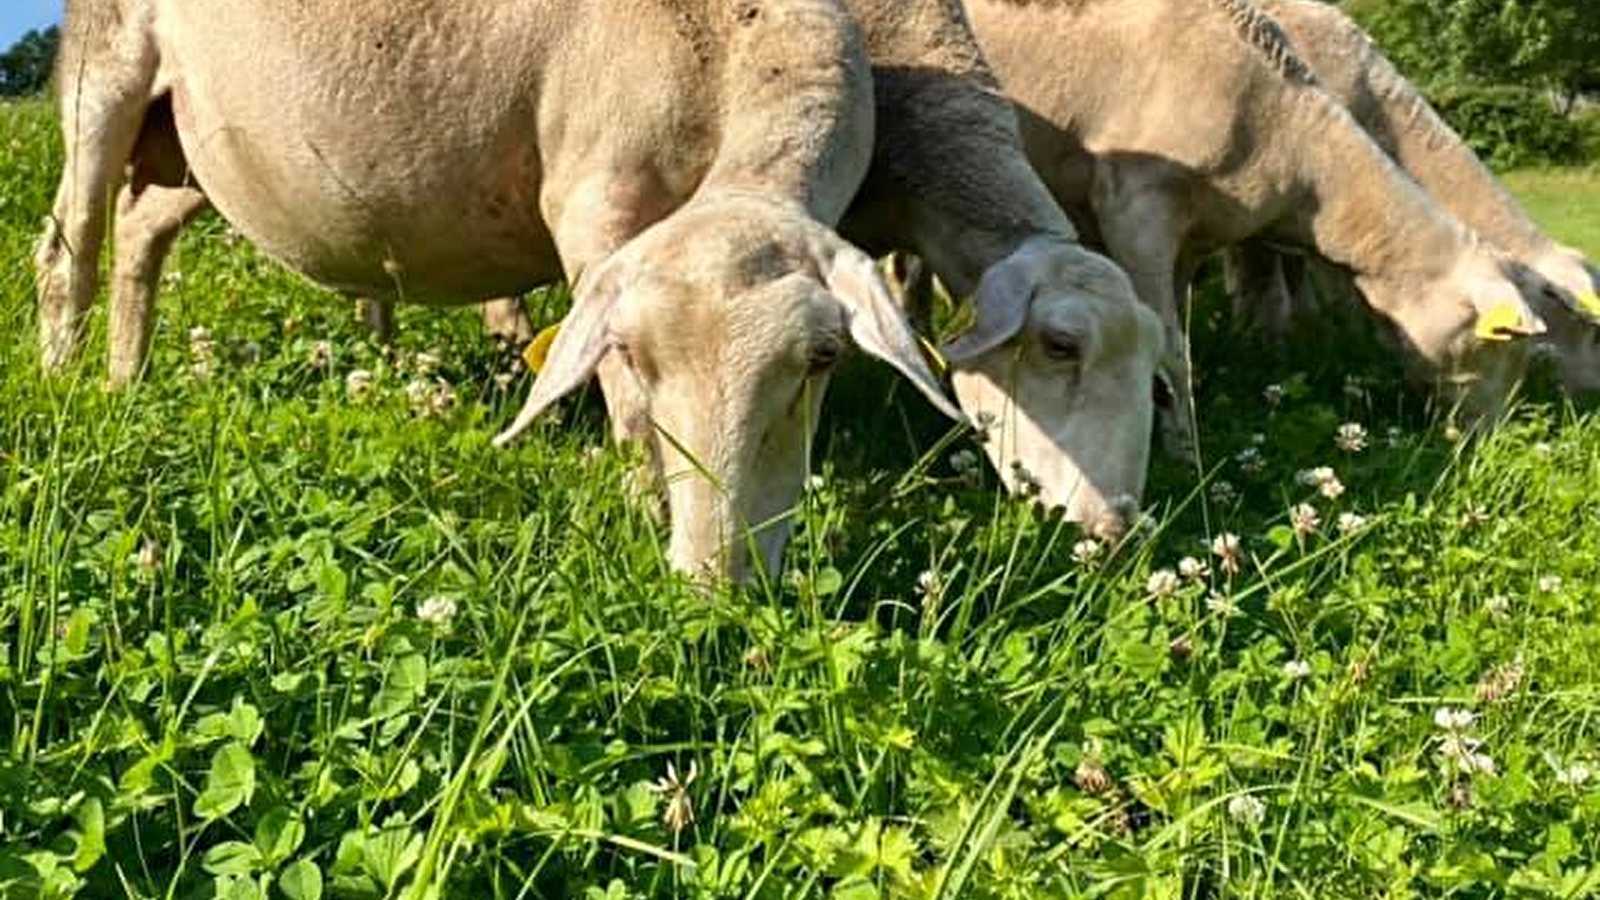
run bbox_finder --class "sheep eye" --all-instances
[1040,332,1082,362]
[808,338,844,374]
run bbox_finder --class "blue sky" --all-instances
[1,0,61,50]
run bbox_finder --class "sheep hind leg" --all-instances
[481,298,535,346]
[36,11,160,374]
[107,182,208,385]
[354,297,396,345]
[1224,242,1298,340]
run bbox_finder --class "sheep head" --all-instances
[1363,248,1546,430]
[1525,247,1600,394]
[943,238,1163,540]
[495,195,960,582]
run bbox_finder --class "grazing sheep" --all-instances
[335,0,1168,535]
[963,0,1548,462]
[839,0,1166,533]
[1227,0,1600,392]
[34,0,959,581]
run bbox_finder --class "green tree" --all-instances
[0,26,59,97]
[1346,0,1600,110]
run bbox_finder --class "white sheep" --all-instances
[963,0,1548,463]
[1227,0,1600,393]
[34,0,959,581]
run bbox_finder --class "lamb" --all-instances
[1226,0,1600,392]
[962,0,1548,463]
[33,0,959,581]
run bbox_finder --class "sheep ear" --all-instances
[823,244,965,423]
[494,267,622,447]
[1472,299,1544,343]
[942,244,1041,363]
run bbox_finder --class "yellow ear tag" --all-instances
[1473,302,1531,342]
[917,333,949,379]
[522,323,562,373]
[1576,291,1600,319]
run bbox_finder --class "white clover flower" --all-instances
[1483,595,1511,621]
[1235,447,1265,475]
[1437,732,1494,776]
[1146,569,1180,599]
[1297,466,1332,487]
[405,378,433,409]
[426,381,458,416]
[1475,655,1525,704]
[188,326,216,361]
[1283,659,1312,679]
[949,449,980,474]
[493,371,516,390]
[1178,556,1210,581]
[1209,480,1238,505]
[1433,708,1476,732]
[1335,422,1368,453]
[1336,512,1368,534]
[1296,466,1347,501]
[416,596,458,628]
[308,340,333,368]
[1009,460,1041,497]
[806,474,826,491]
[1072,538,1104,565]
[1555,764,1592,787]
[916,570,942,600]
[1205,591,1240,618]
[346,369,376,400]
[413,350,442,375]
[1538,575,1563,593]
[649,759,698,834]
[1262,384,1284,407]
[1211,532,1242,576]
[1290,503,1320,537]
[1227,795,1266,827]
[950,449,983,487]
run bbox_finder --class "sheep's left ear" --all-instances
[821,243,965,422]
[494,264,623,447]
[942,239,1053,363]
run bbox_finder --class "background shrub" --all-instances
[1428,84,1586,169]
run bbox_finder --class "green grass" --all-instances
[4,95,1600,900]
[1501,168,1600,258]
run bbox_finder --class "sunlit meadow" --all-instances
[3,97,1599,899]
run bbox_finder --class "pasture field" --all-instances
[1500,169,1600,260]
[4,96,1600,900]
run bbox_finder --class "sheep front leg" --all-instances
[1093,180,1199,464]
